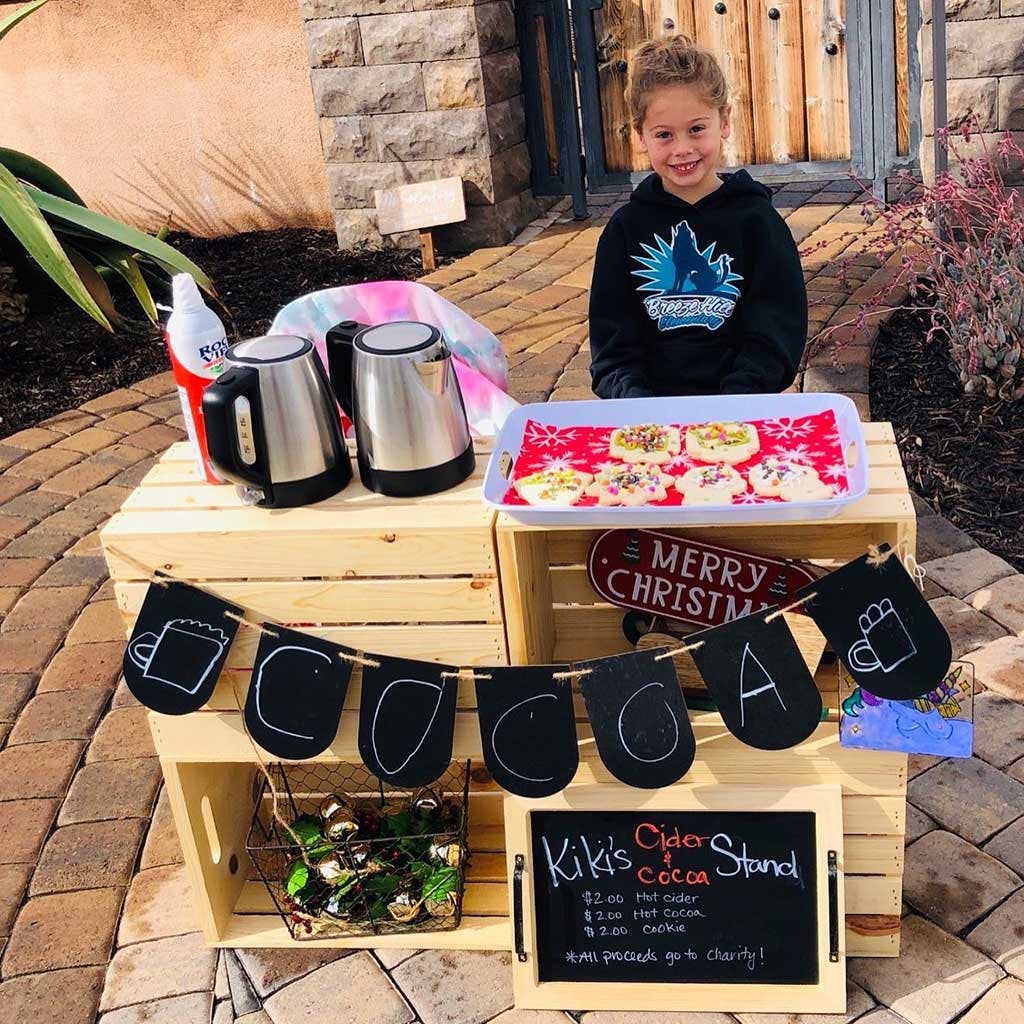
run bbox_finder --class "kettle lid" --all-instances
[229,335,311,363]
[355,321,441,356]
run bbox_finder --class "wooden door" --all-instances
[587,0,853,172]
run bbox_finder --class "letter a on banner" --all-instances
[578,649,695,788]
[475,666,579,798]
[358,655,458,787]
[690,610,823,750]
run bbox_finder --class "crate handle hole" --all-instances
[201,795,222,865]
[845,441,859,468]
[499,451,513,479]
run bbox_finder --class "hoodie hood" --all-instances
[630,169,771,209]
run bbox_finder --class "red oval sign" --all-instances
[587,530,817,630]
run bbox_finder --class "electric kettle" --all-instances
[202,335,352,507]
[337,321,474,497]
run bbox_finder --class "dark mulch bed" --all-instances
[0,228,447,439]
[871,304,1024,571]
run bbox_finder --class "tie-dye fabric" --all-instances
[269,281,518,436]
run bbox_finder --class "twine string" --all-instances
[867,541,927,593]
[224,611,279,638]
[440,668,493,681]
[553,667,591,681]
[338,650,381,669]
[653,639,705,662]
[764,593,818,623]
[105,546,175,587]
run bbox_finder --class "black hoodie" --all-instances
[589,171,807,398]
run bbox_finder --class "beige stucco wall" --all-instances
[0,0,332,235]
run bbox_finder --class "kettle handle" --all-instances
[201,366,270,490]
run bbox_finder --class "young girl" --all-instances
[589,36,807,398]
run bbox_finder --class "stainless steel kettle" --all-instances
[202,335,352,507]
[344,321,474,497]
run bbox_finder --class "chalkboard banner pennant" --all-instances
[690,610,823,750]
[358,655,458,787]
[475,666,579,798]
[244,627,353,760]
[124,581,242,715]
[798,546,952,700]
[578,649,695,789]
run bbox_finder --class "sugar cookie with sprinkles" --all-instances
[514,468,594,506]
[609,424,681,464]
[685,421,760,465]
[749,457,834,502]
[676,463,748,505]
[586,463,675,506]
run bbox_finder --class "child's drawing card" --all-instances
[839,661,974,758]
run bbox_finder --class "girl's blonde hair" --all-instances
[626,35,729,130]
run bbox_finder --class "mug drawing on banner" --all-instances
[847,599,918,675]
[798,546,951,701]
[122,581,243,715]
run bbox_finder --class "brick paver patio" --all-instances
[1,180,1022,1024]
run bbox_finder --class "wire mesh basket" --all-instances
[246,761,470,940]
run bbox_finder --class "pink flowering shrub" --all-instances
[803,121,1024,401]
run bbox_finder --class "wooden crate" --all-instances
[493,421,914,957]
[101,439,509,949]
[101,425,912,956]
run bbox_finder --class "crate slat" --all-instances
[151,713,907,796]
[115,577,502,625]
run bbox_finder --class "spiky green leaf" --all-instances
[0,162,111,329]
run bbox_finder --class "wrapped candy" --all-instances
[425,893,457,919]
[318,794,352,822]
[411,787,441,815]
[316,853,349,884]
[324,807,360,842]
[344,841,373,868]
[387,892,420,923]
[428,841,463,867]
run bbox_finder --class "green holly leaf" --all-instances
[382,810,413,836]
[409,861,432,881]
[363,873,401,897]
[422,866,458,901]
[285,861,311,898]
[368,898,389,920]
[288,815,334,858]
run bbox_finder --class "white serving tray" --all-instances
[482,393,869,526]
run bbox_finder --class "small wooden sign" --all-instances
[374,176,466,271]
[505,785,846,1014]
[588,530,816,630]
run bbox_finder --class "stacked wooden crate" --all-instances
[101,424,913,953]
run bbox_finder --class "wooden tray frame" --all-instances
[504,785,847,1014]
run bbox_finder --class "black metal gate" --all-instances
[515,0,588,218]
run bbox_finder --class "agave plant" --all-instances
[0,0,214,330]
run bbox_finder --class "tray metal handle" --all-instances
[513,854,527,962]
[828,849,839,962]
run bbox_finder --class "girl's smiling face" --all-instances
[638,84,731,203]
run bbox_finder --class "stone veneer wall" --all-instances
[920,0,1024,180]
[298,0,542,249]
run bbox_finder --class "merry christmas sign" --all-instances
[588,530,817,630]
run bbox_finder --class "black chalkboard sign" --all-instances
[244,627,353,760]
[475,666,579,798]
[123,581,242,715]
[357,655,458,787]
[530,809,819,985]
[506,787,846,1013]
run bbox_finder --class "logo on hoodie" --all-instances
[631,220,743,331]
